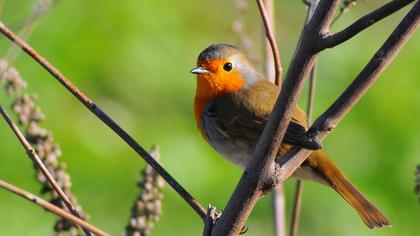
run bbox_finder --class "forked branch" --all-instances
[211,1,341,235]
[276,1,420,181]
[212,0,418,235]
[319,0,415,50]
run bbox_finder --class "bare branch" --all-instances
[276,1,420,181]
[289,180,303,236]
[289,3,321,230]
[290,63,317,236]
[256,0,283,85]
[319,0,415,50]
[0,179,108,236]
[0,20,207,220]
[211,1,340,235]
[260,1,286,235]
[0,104,92,235]
[272,185,285,236]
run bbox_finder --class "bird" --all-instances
[191,44,389,229]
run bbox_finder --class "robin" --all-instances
[191,44,389,229]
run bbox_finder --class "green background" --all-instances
[0,0,419,235]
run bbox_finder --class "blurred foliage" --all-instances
[0,0,419,235]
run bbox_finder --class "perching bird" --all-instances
[191,44,389,229]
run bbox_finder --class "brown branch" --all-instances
[289,3,320,232]
[289,2,320,234]
[0,104,92,236]
[0,20,207,220]
[0,179,108,236]
[272,185,285,236]
[289,180,303,236]
[256,0,283,85]
[290,64,317,236]
[319,0,415,50]
[211,1,340,235]
[261,1,286,235]
[276,0,420,181]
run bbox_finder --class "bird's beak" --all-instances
[191,67,209,75]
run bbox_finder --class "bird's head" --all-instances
[191,44,261,100]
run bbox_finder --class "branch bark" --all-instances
[276,0,420,181]
[290,63,317,236]
[0,179,108,236]
[0,21,207,220]
[211,1,340,235]
[212,0,418,235]
[259,1,286,235]
[0,104,92,236]
[290,2,320,233]
[319,0,415,50]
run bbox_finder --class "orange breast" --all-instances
[193,59,245,139]
[194,97,210,139]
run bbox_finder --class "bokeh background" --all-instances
[0,0,419,235]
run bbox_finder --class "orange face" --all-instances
[192,58,245,134]
[194,59,245,99]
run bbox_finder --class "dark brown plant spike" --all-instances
[126,145,164,236]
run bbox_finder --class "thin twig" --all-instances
[0,179,108,236]
[203,205,218,236]
[0,20,207,220]
[0,104,92,235]
[272,184,285,236]
[289,64,317,236]
[331,0,358,25]
[276,1,420,181]
[261,1,286,236]
[289,3,320,234]
[319,0,415,51]
[289,179,303,236]
[256,0,283,85]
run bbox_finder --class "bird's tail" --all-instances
[310,150,390,229]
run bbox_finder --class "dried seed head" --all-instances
[126,145,164,236]
[1,56,88,235]
[0,59,27,95]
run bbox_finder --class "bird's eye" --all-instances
[223,62,233,72]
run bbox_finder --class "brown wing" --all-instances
[210,80,321,150]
